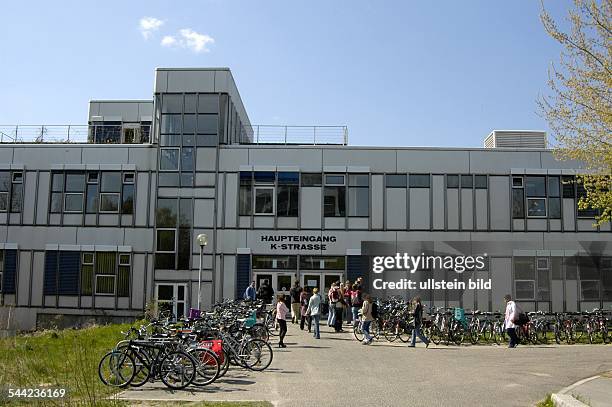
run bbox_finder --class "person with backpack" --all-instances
[407,296,430,348]
[289,281,302,324]
[307,287,323,339]
[360,294,374,345]
[276,294,289,348]
[504,294,520,348]
[327,282,340,327]
[243,281,256,301]
[350,283,363,329]
[300,286,312,331]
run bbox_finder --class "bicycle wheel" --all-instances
[383,321,397,342]
[398,323,413,343]
[242,339,273,371]
[249,323,270,342]
[190,348,221,386]
[451,322,465,345]
[127,348,152,387]
[98,350,136,388]
[217,348,231,378]
[159,351,197,390]
[429,325,442,345]
[353,324,364,342]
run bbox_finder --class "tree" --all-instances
[539,0,611,225]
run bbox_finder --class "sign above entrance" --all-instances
[249,231,339,254]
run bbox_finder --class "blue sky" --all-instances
[0,1,571,147]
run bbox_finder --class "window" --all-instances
[50,173,63,213]
[548,176,560,197]
[301,173,322,187]
[548,198,561,219]
[277,172,299,217]
[180,147,194,171]
[117,254,130,297]
[324,174,346,217]
[64,194,84,212]
[602,257,612,301]
[87,172,99,183]
[81,252,94,295]
[198,94,219,113]
[409,174,430,188]
[525,176,546,197]
[239,172,252,216]
[122,184,134,214]
[10,171,23,213]
[155,198,191,270]
[0,250,3,292]
[446,175,459,188]
[157,229,176,252]
[514,257,535,300]
[197,114,218,134]
[460,175,473,189]
[579,257,599,301]
[300,256,345,270]
[0,172,9,212]
[160,148,180,170]
[576,182,598,218]
[161,115,182,134]
[156,198,178,227]
[537,257,550,301]
[100,193,119,212]
[123,173,135,184]
[562,176,575,198]
[254,187,275,215]
[162,94,183,113]
[474,175,487,189]
[252,255,297,269]
[348,174,369,217]
[527,198,547,217]
[512,189,525,219]
[564,256,578,280]
[95,252,116,295]
[512,177,523,187]
[86,185,98,213]
[386,174,407,188]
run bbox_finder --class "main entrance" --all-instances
[253,272,295,300]
[300,272,344,294]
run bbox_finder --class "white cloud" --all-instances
[139,17,164,40]
[160,28,215,53]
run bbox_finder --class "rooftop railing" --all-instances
[243,125,348,145]
[0,125,151,144]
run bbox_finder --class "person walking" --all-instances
[360,294,374,345]
[257,279,274,304]
[244,281,256,301]
[276,294,289,348]
[350,283,363,329]
[290,281,302,324]
[504,294,519,348]
[408,296,430,348]
[300,287,312,331]
[327,282,340,327]
[307,287,322,339]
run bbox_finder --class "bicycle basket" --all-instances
[245,311,257,328]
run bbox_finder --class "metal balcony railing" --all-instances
[0,124,151,144]
[243,125,348,145]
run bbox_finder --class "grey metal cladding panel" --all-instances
[98,102,140,122]
[149,176,157,225]
[98,214,119,226]
[166,70,215,92]
[461,189,473,230]
[539,152,585,170]
[562,199,575,231]
[223,255,236,300]
[123,229,154,251]
[254,217,274,228]
[577,219,597,232]
[196,148,218,171]
[469,150,541,173]
[409,188,430,229]
[300,187,322,229]
[8,226,76,249]
[224,173,238,227]
[397,150,469,173]
[31,251,45,306]
[217,174,224,227]
[432,175,444,230]
[63,214,82,226]
[135,173,149,226]
[371,175,384,229]
[491,257,511,312]
[278,217,298,229]
[17,251,31,306]
[196,173,216,186]
[323,149,395,172]
[248,148,321,171]
[154,70,168,93]
[475,189,488,230]
[489,176,510,230]
[23,172,37,224]
[447,189,459,229]
[527,219,547,231]
[214,70,230,92]
[0,147,13,164]
[76,227,123,245]
[12,147,81,169]
[219,149,249,172]
[386,188,406,229]
[348,217,368,229]
[194,199,215,228]
[324,218,345,229]
[82,147,129,164]
[131,253,146,309]
[128,147,157,169]
[217,229,247,253]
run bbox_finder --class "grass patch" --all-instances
[0,323,132,406]
[536,394,554,407]
[128,403,273,407]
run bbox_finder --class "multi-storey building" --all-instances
[0,68,610,330]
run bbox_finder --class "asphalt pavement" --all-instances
[116,321,612,407]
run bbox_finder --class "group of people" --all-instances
[246,279,522,349]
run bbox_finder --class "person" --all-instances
[327,282,340,327]
[257,279,274,304]
[244,281,256,301]
[276,294,289,348]
[408,296,430,348]
[289,281,302,324]
[504,294,519,348]
[350,283,363,329]
[343,280,353,325]
[333,282,345,332]
[355,276,364,290]
[300,287,312,331]
[307,287,322,339]
[361,294,374,345]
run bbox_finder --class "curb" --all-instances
[551,373,602,407]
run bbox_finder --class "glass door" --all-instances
[301,273,322,291]
[155,283,187,320]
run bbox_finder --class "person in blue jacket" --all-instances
[244,281,256,300]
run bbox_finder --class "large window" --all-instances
[579,257,600,301]
[514,257,536,300]
[300,256,345,270]
[155,197,192,270]
[324,174,346,217]
[4,171,23,213]
[239,172,252,216]
[525,176,546,217]
[252,255,297,269]
[277,172,299,217]
[512,188,525,219]
[348,174,369,217]
[80,252,130,296]
[576,182,599,218]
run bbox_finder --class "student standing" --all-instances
[290,282,302,324]
[361,294,374,345]
[276,294,289,348]
[327,283,340,327]
[307,288,322,339]
[244,281,256,301]
[504,294,519,348]
[300,287,312,331]
[350,284,363,329]
[407,296,430,348]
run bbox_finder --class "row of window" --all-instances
[44,251,130,296]
[50,171,134,214]
[0,171,23,213]
[89,122,151,144]
[514,256,612,301]
[251,255,346,270]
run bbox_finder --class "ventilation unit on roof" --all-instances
[484,130,547,149]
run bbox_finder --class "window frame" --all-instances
[63,192,84,213]
[99,193,120,213]
[156,228,177,253]
[254,186,276,215]
[526,197,547,218]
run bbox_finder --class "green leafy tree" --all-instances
[539,0,611,225]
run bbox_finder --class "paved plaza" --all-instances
[117,322,612,407]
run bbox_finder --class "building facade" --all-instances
[0,68,610,330]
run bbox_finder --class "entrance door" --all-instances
[254,272,294,303]
[300,272,344,295]
[155,283,187,320]
[301,273,321,291]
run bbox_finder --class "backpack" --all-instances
[371,301,379,319]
